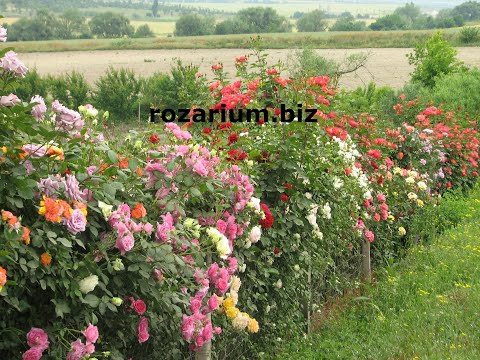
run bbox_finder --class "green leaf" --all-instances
[52,299,71,318]
[84,294,100,308]
[190,188,202,197]
[107,150,119,164]
[57,238,72,248]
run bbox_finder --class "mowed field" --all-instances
[17,47,480,90]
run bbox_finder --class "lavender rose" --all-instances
[0,50,28,77]
[65,209,86,234]
[0,93,21,107]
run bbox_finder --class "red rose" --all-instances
[133,299,147,315]
[228,133,239,145]
[219,122,232,130]
[283,183,293,189]
[202,127,212,134]
[273,248,280,255]
[259,203,274,228]
[280,194,289,202]
[149,134,160,144]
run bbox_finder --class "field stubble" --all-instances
[17,47,480,90]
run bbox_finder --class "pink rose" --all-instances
[26,328,49,351]
[190,297,202,313]
[207,295,218,311]
[193,161,208,177]
[206,262,218,281]
[215,278,229,294]
[22,347,42,360]
[202,323,213,342]
[143,222,153,235]
[30,95,47,121]
[85,342,95,354]
[181,315,195,341]
[0,50,28,77]
[214,326,222,335]
[133,299,147,315]
[0,25,6,42]
[83,324,99,344]
[0,93,21,107]
[137,317,149,344]
[66,339,86,360]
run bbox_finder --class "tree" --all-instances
[451,1,480,21]
[407,32,466,87]
[394,2,422,25]
[296,9,327,32]
[89,12,134,38]
[174,14,214,36]
[57,9,88,39]
[8,9,59,41]
[236,7,292,33]
[369,13,409,30]
[330,14,367,31]
[152,0,159,17]
[134,24,155,38]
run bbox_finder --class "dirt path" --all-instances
[18,48,480,89]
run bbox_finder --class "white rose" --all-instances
[249,226,262,243]
[417,181,427,191]
[98,201,113,220]
[79,275,99,294]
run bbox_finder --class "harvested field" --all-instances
[18,47,480,89]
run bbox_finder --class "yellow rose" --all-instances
[247,318,260,333]
[225,307,240,320]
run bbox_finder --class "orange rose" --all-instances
[21,226,30,245]
[0,266,7,288]
[131,203,147,219]
[40,252,52,266]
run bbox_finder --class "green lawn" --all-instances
[276,185,480,360]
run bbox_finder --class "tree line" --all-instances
[175,1,480,36]
[4,10,155,41]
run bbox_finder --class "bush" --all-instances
[10,68,49,101]
[143,61,210,111]
[45,71,91,110]
[94,67,143,121]
[134,24,155,38]
[407,32,465,88]
[174,14,214,36]
[460,26,480,44]
[288,48,339,78]
[432,68,480,119]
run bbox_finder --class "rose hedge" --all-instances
[0,29,478,360]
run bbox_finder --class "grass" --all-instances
[275,185,480,359]
[130,20,176,36]
[1,27,476,53]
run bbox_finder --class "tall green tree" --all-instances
[296,9,328,32]
[152,0,159,17]
[89,12,134,38]
[174,14,214,36]
[57,9,88,39]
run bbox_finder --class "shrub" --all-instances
[10,68,49,101]
[459,26,480,44]
[94,67,143,121]
[143,60,210,111]
[407,32,465,88]
[287,48,339,79]
[432,68,480,119]
[45,71,91,110]
[134,24,155,38]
